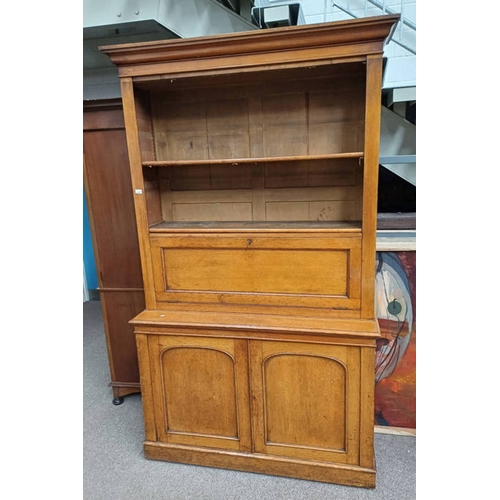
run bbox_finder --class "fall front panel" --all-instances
[150,233,361,310]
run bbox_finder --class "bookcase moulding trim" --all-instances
[99,15,400,67]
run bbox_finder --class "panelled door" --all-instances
[148,335,252,452]
[249,340,361,465]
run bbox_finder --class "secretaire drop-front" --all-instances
[100,14,399,488]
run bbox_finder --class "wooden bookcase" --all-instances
[100,15,399,488]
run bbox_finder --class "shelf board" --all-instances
[149,221,362,233]
[142,153,364,168]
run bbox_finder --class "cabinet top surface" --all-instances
[99,15,399,75]
[131,308,380,339]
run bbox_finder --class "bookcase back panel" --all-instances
[155,161,362,224]
[172,201,253,222]
[135,88,157,162]
[265,159,357,188]
[150,75,365,161]
[167,164,254,191]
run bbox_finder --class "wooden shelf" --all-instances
[142,153,364,168]
[149,221,362,233]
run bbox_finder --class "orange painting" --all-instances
[374,251,416,429]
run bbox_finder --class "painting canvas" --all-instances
[374,251,416,429]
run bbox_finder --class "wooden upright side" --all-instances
[135,333,157,441]
[361,54,384,319]
[120,78,157,310]
[359,346,376,468]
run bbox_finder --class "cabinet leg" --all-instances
[109,383,141,405]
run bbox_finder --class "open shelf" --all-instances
[149,220,362,233]
[142,153,364,168]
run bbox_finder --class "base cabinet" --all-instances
[136,324,377,487]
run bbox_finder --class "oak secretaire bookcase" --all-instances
[100,14,399,488]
